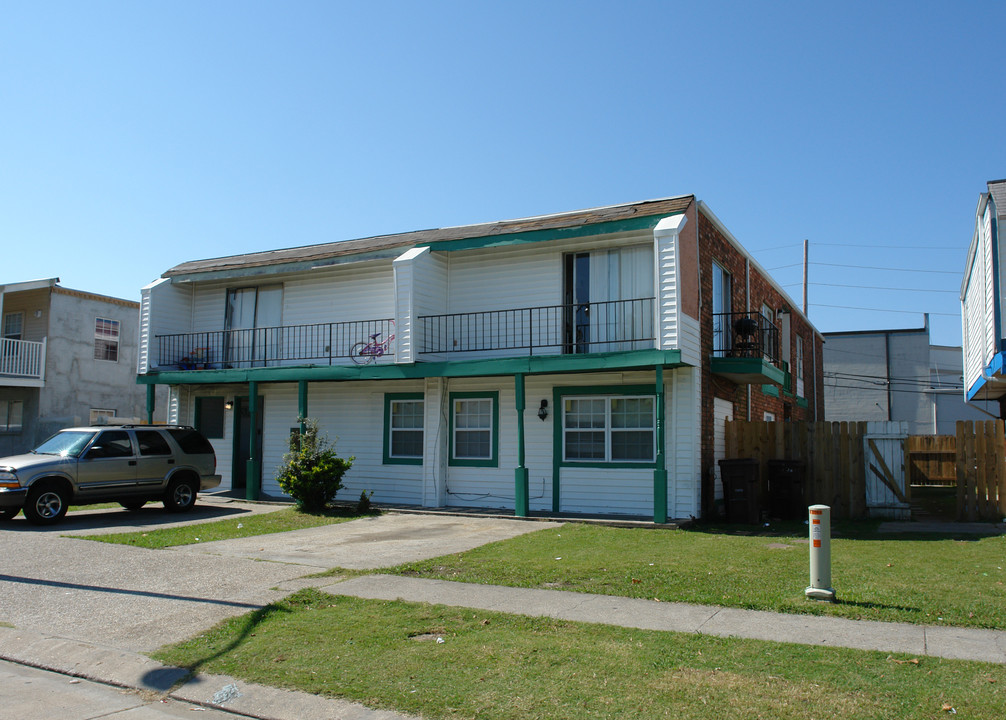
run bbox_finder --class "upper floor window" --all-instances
[94,318,120,362]
[795,335,804,380]
[89,408,116,425]
[712,262,732,356]
[3,312,23,340]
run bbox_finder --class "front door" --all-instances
[231,396,264,492]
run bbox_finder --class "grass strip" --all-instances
[153,588,1006,720]
[390,522,1006,629]
[80,507,371,548]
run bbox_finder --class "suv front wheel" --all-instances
[164,477,198,512]
[24,483,70,525]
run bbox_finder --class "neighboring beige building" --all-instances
[1,278,166,456]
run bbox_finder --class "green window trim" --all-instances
[448,391,499,468]
[383,392,424,465]
[553,384,658,469]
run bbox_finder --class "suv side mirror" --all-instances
[85,446,105,459]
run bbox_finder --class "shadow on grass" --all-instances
[146,597,293,689]
[683,519,998,543]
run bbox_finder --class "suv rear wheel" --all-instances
[164,477,198,512]
[24,483,70,525]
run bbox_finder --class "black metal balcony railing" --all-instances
[418,298,655,355]
[153,298,657,371]
[712,311,780,365]
[155,319,395,369]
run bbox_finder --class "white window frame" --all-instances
[712,262,732,356]
[3,312,23,340]
[388,397,424,461]
[562,394,656,464]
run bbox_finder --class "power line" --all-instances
[815,242,959,250]
[811,262,959,275]
[810,282,957,294]
[811,303,958,316]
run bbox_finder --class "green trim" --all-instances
[709,357,787,385]
[760,384,780,398]
[796,396,809,409]
[298,380,308,436]
[654,366,666,524]
[424,214,678,253]
[514,374,528,517]
[145,384,155,425]
[448,391,499,468]
[552,384,658,470]
[383,392,425,466]
[247,382,260,501]
[136,348,684,385]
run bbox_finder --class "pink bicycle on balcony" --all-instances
[350,323,395,365]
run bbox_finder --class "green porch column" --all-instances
[298,379,308,437]
[145,384,155,425]
[514,373,529,517]
[653,365,668,524]
[247,381,261,501]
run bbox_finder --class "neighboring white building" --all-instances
[962,178,1006,415]
[823,319,991,434]
[0,278,167,456]
[137,196,824,521]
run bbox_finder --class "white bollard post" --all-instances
[805,504,836,601]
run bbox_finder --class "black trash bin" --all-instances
[767,459,806,520]
[718,458,760,523]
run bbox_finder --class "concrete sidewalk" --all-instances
[323,574,1006,665]
[3,573,1004,720]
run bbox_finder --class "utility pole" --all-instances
[802,239,809,316]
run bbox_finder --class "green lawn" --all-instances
[81,506,371,548]
[390,522,1006,629]
[153,588,1006,720]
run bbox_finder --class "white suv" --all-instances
[0,425,221,525]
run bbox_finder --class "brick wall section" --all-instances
[696,208,825,516]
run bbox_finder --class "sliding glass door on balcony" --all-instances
[563,246,653,354]
[224,286,282,367]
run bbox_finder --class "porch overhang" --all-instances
[136,348,686,385]
[709,356,786,385]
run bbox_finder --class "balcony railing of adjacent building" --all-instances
[152,298,658,371]
[418,298,655,355]
[711,311,780,365]
[155,319,396,370]
[0,338,46,380]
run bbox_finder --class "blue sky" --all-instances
[3,1,1003,347]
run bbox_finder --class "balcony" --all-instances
[155,319,396,370]
[0,337,46,384]
[152,298,657,372]
[710,311,785,385]
[418,298,655,355]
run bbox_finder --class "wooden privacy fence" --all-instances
[955,420,1006,522]
[905,435,956,486]
[724,419,1006,522]
[724,420,872,520]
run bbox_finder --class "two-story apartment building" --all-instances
[137,196,824,521]
[1,278,164,456]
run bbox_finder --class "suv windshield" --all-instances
[33,431,97,458]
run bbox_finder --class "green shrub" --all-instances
[276,419,353,512]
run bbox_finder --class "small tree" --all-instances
[276,419,353,512]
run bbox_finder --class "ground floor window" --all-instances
[449,391,498,467]
[562,394,655,463]
[1,400,23,431]
[384,393,424,464]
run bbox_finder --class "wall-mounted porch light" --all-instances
[537,399,549,421]
[224,400,234,411]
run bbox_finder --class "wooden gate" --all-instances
[863,421,909,519]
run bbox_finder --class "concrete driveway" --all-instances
[0,498,557,654]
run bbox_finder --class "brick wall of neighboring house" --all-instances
[696,208,824,516]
